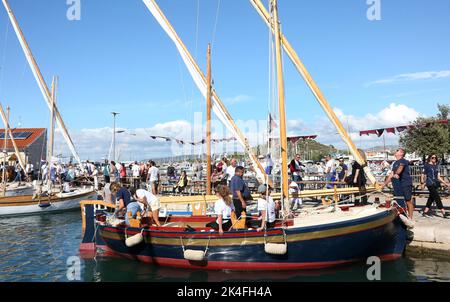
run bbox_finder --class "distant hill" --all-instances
[254,139,337,162]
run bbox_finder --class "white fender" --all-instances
[125,232,144,247]
[264,243,287,255]
[399,214,414,229]
[184,249,206,261]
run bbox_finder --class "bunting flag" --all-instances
[386,127,396,134]
[376,129,384,137]
[359,120,449,136]
[269,135,317,144]
[149,135,236,145]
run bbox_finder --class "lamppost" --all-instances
[111,112,120,162]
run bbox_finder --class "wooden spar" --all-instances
[48,77,57,188]
[2,106,9,196]
[142,0,272,187]
[206,44,212,195]
[1,0,81,166]
[271,0,289,213]
[0,104,25,171]
[249,0,377,185]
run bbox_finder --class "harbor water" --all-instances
[0,211,449,282]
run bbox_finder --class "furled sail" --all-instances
[2,0,81,166]
[143,0,267,184]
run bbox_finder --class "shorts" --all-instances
[149,197,161,211]
[393,184,413,208]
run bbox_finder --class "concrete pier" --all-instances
[406,197,450,258]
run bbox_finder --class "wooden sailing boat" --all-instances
[79,0,408,270]
[0,79,96,217]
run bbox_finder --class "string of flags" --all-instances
[359,120,449,137]
[269,135,318,143]
[149,135,237,146]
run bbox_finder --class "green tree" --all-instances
[399,104,450,158]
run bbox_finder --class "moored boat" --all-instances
[0,186,96,217]
[79,200,407,270]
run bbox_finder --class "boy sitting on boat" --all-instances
[206,185,234,234]
[248,184,277,231]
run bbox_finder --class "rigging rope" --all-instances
[211,0,221,48]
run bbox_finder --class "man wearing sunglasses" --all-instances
[381,148,414,218]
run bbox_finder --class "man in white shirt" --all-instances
[131,161,141,190]
[25,162,34,181]
[130,187,161,226]
[224,158,237,184]
[146,161,160,194]
[325,155,335,189]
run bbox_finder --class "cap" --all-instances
[257,184,268,193]
[289,181,298,187]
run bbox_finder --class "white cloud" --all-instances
[52,103,421,161]
[285,103,421,149]
[224,94,253,105]
[366,70,450,86]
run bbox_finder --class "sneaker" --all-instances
[443,212,449,219]
[422,211,432,217]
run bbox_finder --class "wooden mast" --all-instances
[0,104,26,171]
[271,0,289,213]
[48,77,57,188]
[142,0,272,187]
[2,106,9,196]
[249,0,377,185]
[206,44,212,195]
[2,0,81,166]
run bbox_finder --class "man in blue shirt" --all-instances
[110,182,140,225]
[381,148,414,218]
[229,166,251,219]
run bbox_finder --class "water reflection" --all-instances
[81,255,448,282]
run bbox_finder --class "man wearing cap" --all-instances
[253,184,277,231]
[229,166,251,219]
[381,148,414,218]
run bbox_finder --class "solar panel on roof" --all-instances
[0,132,33,140]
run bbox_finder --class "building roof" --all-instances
[0,128,46,149]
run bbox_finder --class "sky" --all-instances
[0,0,449,161]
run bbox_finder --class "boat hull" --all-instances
[0,189,97,217]
[96,209,407,271]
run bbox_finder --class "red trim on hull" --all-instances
[110,253,402,271]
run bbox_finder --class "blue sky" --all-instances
[0,0,449,160]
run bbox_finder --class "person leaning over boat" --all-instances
[421,154,450,218]
[381,148,415,218]
[130,187,162,226]
[229,166,251,219]
[206,185,234,234]
[250,184,276,232]
[110,182,137,224]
